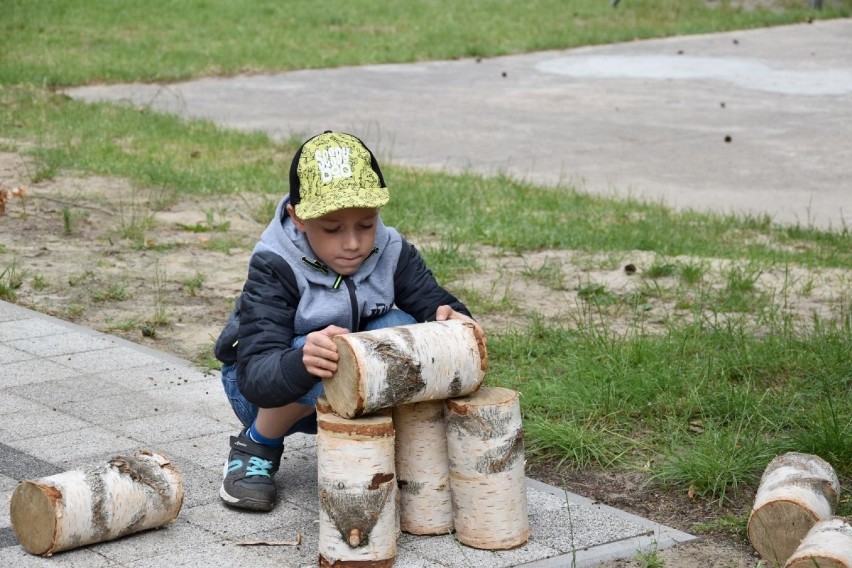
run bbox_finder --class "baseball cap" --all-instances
[289,131,389,220]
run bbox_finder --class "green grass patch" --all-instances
[3,0,847,87]
[486,316,852,502]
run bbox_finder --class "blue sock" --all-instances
[247,422,285,447]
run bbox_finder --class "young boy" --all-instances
[213,131,485,511]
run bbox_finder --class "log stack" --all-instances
[317,321,531,562]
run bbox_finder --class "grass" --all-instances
[3,0,848,87]
[487,314,852,503]
[0,0,850,507]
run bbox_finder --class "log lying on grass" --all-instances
[10,450,183,556]
[748,452,841,566]
[393,400,453,535]
[784,517,852,568]
[317,397,399,567]
[324,320,486,418]
[445,386,530,550]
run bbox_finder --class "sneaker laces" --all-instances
[245,456,274,477]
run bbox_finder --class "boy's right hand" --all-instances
[302,325,348,378]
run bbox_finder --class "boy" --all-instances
[213,131,484,511]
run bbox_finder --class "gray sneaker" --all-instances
[219,431,284,511]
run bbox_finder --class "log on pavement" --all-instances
[10,449,184,556]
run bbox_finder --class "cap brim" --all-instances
[295,186,389,220]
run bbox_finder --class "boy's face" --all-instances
[288,205,380,276]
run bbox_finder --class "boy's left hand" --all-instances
[435,305,486,347]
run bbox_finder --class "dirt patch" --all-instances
[1,151,848,567]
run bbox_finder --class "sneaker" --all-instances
[219,430,284,511]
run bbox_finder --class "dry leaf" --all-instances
[687,483,698,499]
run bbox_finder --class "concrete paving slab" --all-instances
[0,300,695,566]
[67,20,852,230]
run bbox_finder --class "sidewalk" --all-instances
[0,300,695,567]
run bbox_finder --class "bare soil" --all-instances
[2,151,848,567]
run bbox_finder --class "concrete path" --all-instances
[0,300,695,566]
[67,19,852,230]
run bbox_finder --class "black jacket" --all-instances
[214,199,469,408]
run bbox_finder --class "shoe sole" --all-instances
[219,483,275,512]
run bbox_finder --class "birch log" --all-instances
[324,320,486,418]
[445,386,530,550]
[317,397,399,567]
[784,517,852,568]
[393,400,453,535]
[748,452,841,566]
[10,450,183,556]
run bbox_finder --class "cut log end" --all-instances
[748,500,819,565]
[10,481,58,556]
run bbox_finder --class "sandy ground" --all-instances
[2,151,848,566]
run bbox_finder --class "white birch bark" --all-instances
[9,450,183,556]
[784,517,852,568]
[317,398,398,567]
[444,386,530,550]
[748,452,841,566]
[393,400,453,535]
[323,320,486,418]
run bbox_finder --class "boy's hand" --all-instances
[303,325,348,378]
[435,305,486,346]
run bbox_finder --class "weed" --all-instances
[113,319,138,332]
[522,257,565,290]
[646,259,677,279]
[117,188,156,244]
[62,206,73,235]
[635,541,665,568]
[679,261,705,285]
[250,197,278,225]
[577,282,617,306]
[91,282,128,302]
[183,272,204,297]
[691,514,748,538]
[147,262,170,327]
[68,270,95,286]
[203,236,245,252]
[193,342,221,370]
[0,260,25,300]
[420,240,478,284]
[716,263,765,312]
[177,209,231,232]
[66,303,85,318]
[31,274,48,290]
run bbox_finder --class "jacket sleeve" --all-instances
[393,239,472,322]
[235,250,318,408]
